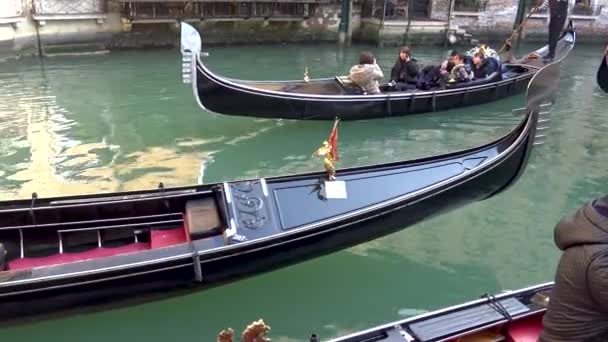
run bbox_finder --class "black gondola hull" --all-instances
[597,55,608,93]
[0,120,532,322]
[196,69,533,120]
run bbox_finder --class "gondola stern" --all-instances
[481,60,560,201]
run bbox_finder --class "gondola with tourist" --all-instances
[181,22,575,121]
[0,60,558,320]
[323,282,552,342]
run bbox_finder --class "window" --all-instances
[454,0,487,12]
[572,0,602,15]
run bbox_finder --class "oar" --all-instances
[597,46,608,93]
[497,7,538,54]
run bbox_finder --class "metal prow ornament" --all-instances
[313,117,340,181]
[313,140,336,181]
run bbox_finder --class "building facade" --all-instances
[0,0,606,56]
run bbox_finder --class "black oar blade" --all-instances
[597,56,608,93]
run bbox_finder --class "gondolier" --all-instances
[534,0,569,63]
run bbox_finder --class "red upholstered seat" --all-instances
[507,314,544,342]
[150,227,189,249]
[7,242,151,270]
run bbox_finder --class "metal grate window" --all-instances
[121,1,314,19]
[33,0,107,15]
[453,0,487,12]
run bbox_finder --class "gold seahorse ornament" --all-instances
[313,140,336,181]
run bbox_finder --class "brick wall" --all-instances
[450,0,518,41]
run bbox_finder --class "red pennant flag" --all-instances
[328,117,339,160]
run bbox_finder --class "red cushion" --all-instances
[507,314,544,342]
[8,242,151,270]
[150,227,188,249]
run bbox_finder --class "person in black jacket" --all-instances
[534,0,569,63]
[538,195,608,342]
[389,47,419,91]
[471,52,501,80]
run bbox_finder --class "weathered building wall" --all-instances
[523,11,608,43]
[111,1,344,48]
[430,0,450,21]
[0,0,122,57]
[2,0,608,58]
[356,19,380,44]
[450,0,608,44]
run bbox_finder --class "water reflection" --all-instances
[1,43,608,342]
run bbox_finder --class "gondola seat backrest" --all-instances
[184,196,225,240]
[335,76,367,95]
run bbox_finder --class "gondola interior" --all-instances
[0,190,228,271]
[0,120,513,274]
[240,64,534,96]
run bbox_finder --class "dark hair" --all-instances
[359,51,375,64]
[446,61,455,72]
[450,50,459,57]
[399,46,411,56]
[474,52,485,59]
[452,52,463,61]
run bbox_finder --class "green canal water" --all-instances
[0,41,607,341]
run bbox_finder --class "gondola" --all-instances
[323,282,553,342]
[597,50,608,93]
[0,62,557,321]
[181,21,575,121]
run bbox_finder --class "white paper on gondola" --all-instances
[323,180,347,199]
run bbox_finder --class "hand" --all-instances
[404,55,410,62]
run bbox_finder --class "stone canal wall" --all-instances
[1,0,607,58]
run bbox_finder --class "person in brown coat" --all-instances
[538,195,608,342]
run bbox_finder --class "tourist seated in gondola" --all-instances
[389,46,419,91]
[447,53,473,84]
[471,52,501,80]
[446,50,474,73]
[349,52,384,95]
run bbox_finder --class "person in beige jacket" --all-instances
[349,52,384,94]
